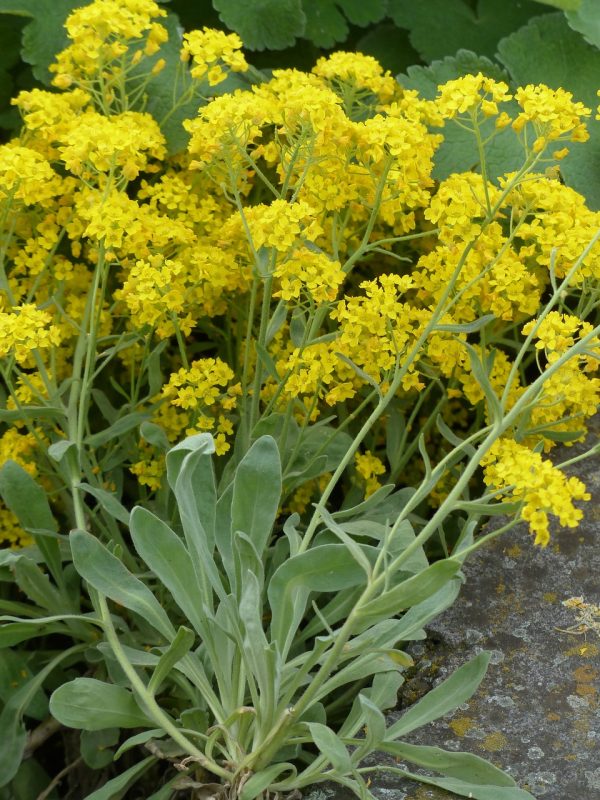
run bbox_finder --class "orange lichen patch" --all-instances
[543,592,557,603]
[573,665,598,682]
[496,580,506,595]
[573,718,591,733]
[481,732,508,752]
[576,683,597,698]
[505,544,522,558]
[547,712,561,721]
[449,716,474,736]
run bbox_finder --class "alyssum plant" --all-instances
[1,1,599,797]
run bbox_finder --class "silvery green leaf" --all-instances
[385,652,491,739]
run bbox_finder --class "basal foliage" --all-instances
[0,1,599,798]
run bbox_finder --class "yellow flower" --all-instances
[50,0,168,87]
[436,73,512,119]
[355,450,386,498]
[0,144,61,206]
[274,247,345,304]
[481,438,590,546]
[313,51,398,105]
[512,85,590,151]
[0,304,61,364]
[181,28,248,86]
[243,200,323,254]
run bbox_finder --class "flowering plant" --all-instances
[0,2,599,798]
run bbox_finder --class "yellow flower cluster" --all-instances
[481,438,590,546]
[274,248,345,304]
[0,144,61,206]
[50,0,168,88]
[355,450,386,498]
[0,0,598,550]
[435,73,512,119]
[58,111,165,179]
[522,312,596,361]
[0,304,61,364]
[159,358,240,453]
[117,255,195,337]
[332,275,424,383]
[243,200,323,254]
[312,51,398,105]
[181,28,248,86]
[513,85,590,153]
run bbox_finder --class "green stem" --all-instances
[98,594,232,780]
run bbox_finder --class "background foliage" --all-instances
[3,0,600,204]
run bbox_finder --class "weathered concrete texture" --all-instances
[306,430,600,800]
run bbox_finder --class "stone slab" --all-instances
[305,428,600,800]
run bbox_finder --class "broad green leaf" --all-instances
[357,560,461,627]
[268,544,369,652]
[265,300,288,345]
[83,756,156,800]
[145,777,181,800]
[0,705,27,789]
[173,447,217,550]
[85,412,149,448]
[307,722,352,773]
[302,0,386,48]
[566,0,599,46]
[70,529,174,639]
[172,447,226,606]
[0,645,81,788]
[140,421,170,451]
[80,728,120,769]
[341,519,428,574]
[318,506,372,575]
[544,0,581,8]
[239,763,295,800]
[139,12,244,154]
[78,482,130,525]
[331,484,396,521]
[6,758,55,800]
[47,439,75,463]
[497,12,600,208]
[385,651,491,739]
[13,558,63,612]
[231,435,282,557]
[381,741,516,785]
[0,461,57,533]
[0,620,66,647]
[0,460,61,583]
[390,578,463,641]
[0,406,64,423]
[50,678,152,730]
[114,729,164,760]
[464,344,503,423]
[336,670,405,739]
[284,424,353,490]
[213,0,306,50]
[315,651,404,702]
[388,0,543,61]
[399,51,523,183]
[166,432,215,488]
[355,23,420,75]
[357,694,386,753]
[383,766,535,800]
[129,506,207,635]
[148,626,195,695]
[0,0,79,83]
